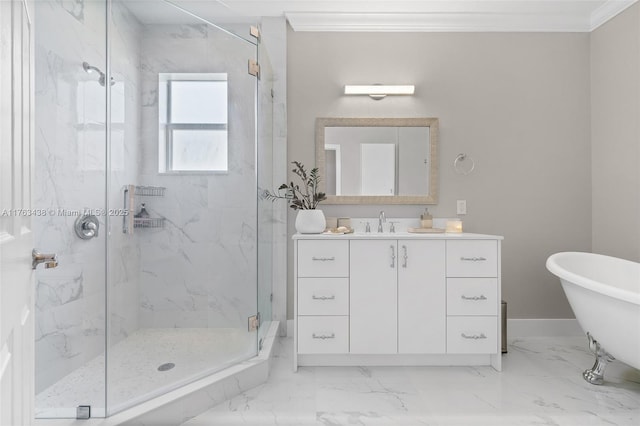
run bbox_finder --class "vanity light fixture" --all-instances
[344,85,415,100]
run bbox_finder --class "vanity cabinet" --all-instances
[445,240,499,354]
[293,233,502,371]
[350,240,446,354]
[296,240,349,354]
[350,240,398,354]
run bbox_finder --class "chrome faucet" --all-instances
[378,211,386,233]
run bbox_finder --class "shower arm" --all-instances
[83,61,104,77]
[82,61,114,87]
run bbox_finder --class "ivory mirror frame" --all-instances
[315,117,439,205]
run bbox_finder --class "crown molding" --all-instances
[285,1,638,33]
[170,0,638,33]
[286,11,591,32]
[590,0,637,31]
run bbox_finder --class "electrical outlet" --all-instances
[457,200,467,215]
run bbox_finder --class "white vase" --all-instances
[295,209,326,234]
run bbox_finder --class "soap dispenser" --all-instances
[135,203,150,219]
[420,208,433,229]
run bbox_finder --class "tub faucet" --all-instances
[378,211,386,233]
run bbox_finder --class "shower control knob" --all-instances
[74,214,100,240]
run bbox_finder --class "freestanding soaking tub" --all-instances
[546,252,640,384]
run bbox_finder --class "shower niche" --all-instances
[122,185,166,233]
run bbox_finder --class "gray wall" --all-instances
[287,30,592,320]
[591,3,640,262]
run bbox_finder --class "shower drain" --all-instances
[157,362,175,372]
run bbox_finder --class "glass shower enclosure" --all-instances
[33,0,273,418]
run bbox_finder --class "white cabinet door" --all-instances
[398,240,446,353]
[350,240,397,354]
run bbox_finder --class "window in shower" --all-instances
[158,73,228,173]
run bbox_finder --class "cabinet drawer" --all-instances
[298,278,349,316]
[298,240,349,277]
[298,316,349,354]
[446,240,497,277]
[447,278,498,316]
[447,316,498,354]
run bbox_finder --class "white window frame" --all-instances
[159,72,228,173]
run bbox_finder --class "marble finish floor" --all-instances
[36,328,256,418]
[183,336,640,425]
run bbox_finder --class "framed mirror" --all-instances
[316,117,438,205]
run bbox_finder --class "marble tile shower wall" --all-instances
[33,0,142,393]
[108,0,143,347]
[137,24,258,330]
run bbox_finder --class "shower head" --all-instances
[82,61,115,87]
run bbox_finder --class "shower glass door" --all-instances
[33,0,108,418]
[34,0,262,419]
[257,28,274,347]
[106,0,259,414]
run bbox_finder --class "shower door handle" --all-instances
[32,249,58,270]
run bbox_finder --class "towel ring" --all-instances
[454,153,475,175]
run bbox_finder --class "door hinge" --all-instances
[250,25,260,41]
[248,59,260,78]
[248,312,260,331]
[270,292,273,302]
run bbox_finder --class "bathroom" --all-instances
[1,0,639,425]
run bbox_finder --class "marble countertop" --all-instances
[293,232,503,240]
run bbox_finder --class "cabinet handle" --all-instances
[461,295,487,301]
[312,256,335,262]
[312,295,336,301]
[460,257,487,262]
[312,333,335,340]
[461,333,487,340]
[402,245,408,268]
[390,245,396,268]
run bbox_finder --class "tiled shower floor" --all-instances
[35,328,256,418]
[184,336,640,426]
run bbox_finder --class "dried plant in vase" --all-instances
[264,161,327,233]
[264,161,327,210]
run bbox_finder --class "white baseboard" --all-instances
[287,318,582,338]
[508,319,582,338]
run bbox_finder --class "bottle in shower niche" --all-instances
[134,203,150,218]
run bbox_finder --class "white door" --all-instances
[360,143,395,195]
[350,240,397,354]
[1,0,35,424]
[398,240,446,353]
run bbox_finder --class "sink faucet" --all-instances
[378,211,386,233]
